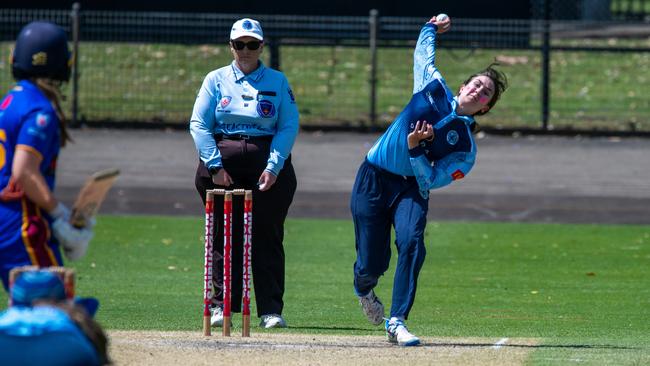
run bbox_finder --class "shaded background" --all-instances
[1,1,647,133]
[3,0,532,18]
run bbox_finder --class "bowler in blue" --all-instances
[190,18,299,330]
[351,14,508,346]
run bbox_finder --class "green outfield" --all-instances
[1,216,648,364]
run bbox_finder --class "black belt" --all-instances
[214,133,273,141]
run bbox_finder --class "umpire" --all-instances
[190,18,298,329]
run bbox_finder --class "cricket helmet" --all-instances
[10,271,66,306]
[11,21,72,82]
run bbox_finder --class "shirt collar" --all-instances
[17,79,37,91]
[451,96,476,125]
[230,61,266,82]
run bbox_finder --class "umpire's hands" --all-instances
[257,171,277,191]
[212,169,234,187]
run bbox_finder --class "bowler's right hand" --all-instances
[430,15,451,34]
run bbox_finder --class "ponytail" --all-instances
[34,78,72,147]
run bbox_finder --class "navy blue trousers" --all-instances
[350,159,428,320]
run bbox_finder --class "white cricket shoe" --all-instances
[358,290,384,325]
[385,318,421,346]
[210,307,231,327]
[259,314,287,328]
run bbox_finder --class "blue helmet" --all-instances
[10,270,100,317]
[10,271,66,306]
[11,21,72,82]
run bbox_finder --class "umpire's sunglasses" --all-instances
[230,40,263,51]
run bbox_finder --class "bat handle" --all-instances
[70,210,87,229]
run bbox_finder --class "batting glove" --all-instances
[49,202,71,222]
[51,204,94,261]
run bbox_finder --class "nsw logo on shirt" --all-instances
[446,130,459,145]
[257,100,275,118]
[220,96,232,108]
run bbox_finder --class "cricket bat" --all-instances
[70,168,120,228]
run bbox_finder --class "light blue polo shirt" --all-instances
[190,61,299,176]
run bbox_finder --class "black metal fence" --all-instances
[612,0,650,20]
[0,4,649,134]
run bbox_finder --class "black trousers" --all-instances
[195,136,296,317]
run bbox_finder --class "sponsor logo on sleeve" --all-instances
[424,63,436,81]
[36,113,50,128]
[257,100,276,118]
[451,169,465,181]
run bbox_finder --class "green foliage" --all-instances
[1,41,649,131]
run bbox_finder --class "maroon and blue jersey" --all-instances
[0,80,63,290]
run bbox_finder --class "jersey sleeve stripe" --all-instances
[16,145,44,161]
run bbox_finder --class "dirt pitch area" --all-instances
[109,331,538,365]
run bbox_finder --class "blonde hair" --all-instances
[34,78,72,147]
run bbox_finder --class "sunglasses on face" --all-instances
[230,40,262,51]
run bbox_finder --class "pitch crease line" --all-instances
[492,338,508,349]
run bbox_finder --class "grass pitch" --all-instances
[1,216,648,364]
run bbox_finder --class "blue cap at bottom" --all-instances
[10,270,99,317]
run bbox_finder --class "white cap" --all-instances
[230,18,264,41]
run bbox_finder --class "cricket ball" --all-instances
[436,13,449,22]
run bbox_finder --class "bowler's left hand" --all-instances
[257,171,277,191]
[408,120,434,149]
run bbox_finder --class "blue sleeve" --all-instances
[16,110,58,161]
[408,148,475,198]
[413,22,443,95]
[265,76,299,175]
[189,72,222,169]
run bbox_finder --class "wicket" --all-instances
[203,189,253,337]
